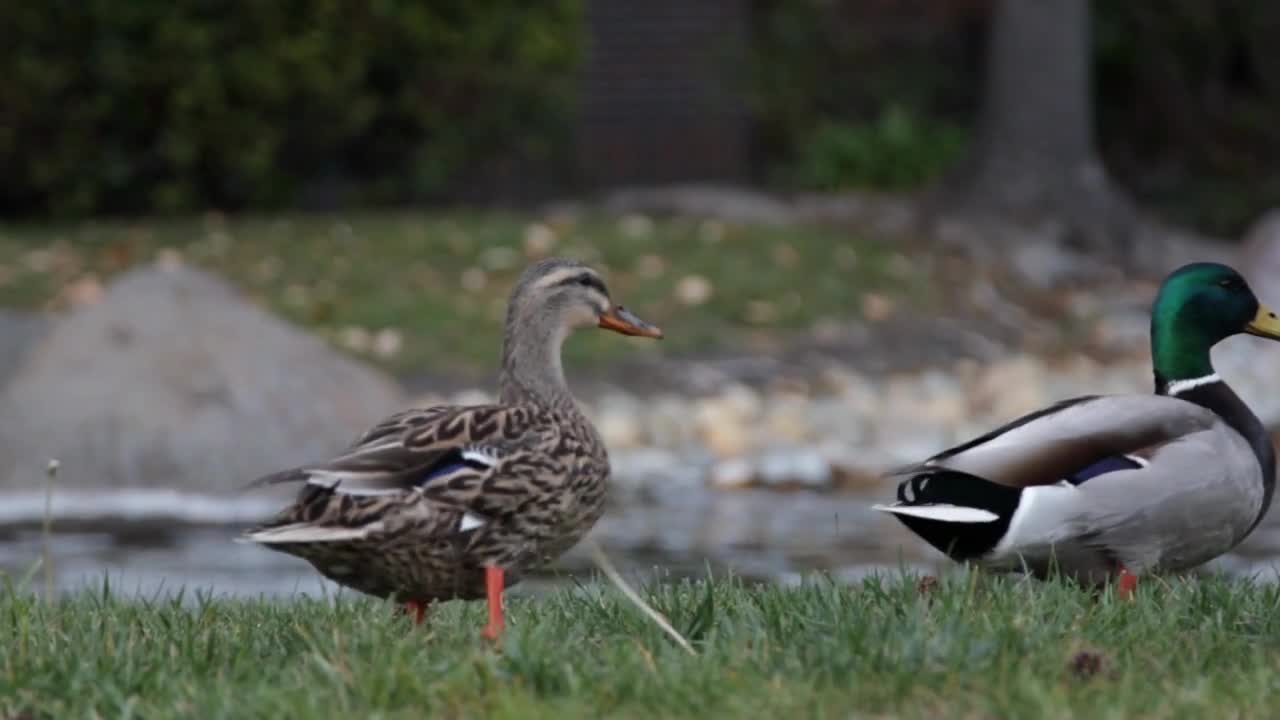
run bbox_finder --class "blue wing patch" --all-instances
[415,446,498,486]
[421,461,465,481]
[1066,455,1145,485]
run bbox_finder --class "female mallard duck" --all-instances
[240,258,661,639]
[875,262,1280,592]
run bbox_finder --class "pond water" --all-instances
[4,488,1280,601]
[0,490,943,600]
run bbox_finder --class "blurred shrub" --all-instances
[0,1,581,216]
[752,0,1280,234]
[748,0,980,193]
[1094,1,1280,235]
[787,107,966,192]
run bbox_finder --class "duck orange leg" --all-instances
[481,565,505,641]
[1117,566,1138,600]
[403,600,428,625]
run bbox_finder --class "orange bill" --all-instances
[597,305,663,338]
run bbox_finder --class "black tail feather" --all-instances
[889,469,1022,561]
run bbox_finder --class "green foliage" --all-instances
[749,0,977,193]
[1093,1,1280,235]
[787,108,967,192]
[0,1,582,216]
[5,574,1280,717]
[751,0,1280,234]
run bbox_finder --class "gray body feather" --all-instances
[879,395,1266,584]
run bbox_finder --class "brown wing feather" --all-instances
[246,402,565,539]
[250,405,504,494]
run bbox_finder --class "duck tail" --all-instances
[872,469,1021,561]
[237,522,376,545]
[241,467,311,492]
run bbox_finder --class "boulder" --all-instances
[601,184,797,225]
[0,308,49,391]
[0,263,404,519]
[1241,208,1280,307]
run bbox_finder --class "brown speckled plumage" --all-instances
[241,258,661,604]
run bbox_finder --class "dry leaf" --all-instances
[480,246,519,271]
[64,275,103,307]
[772,243,799,268]
[372,329,403,358]
[523,223,558,257]
[618,214,654,239]
[460,267,487,292]
[834,245,858,271]
[675,275,713,306]
[339,326,372,352]
[636,254,667,279]
[698,219,726,244]
[745,300,778,324]
[861,293,894,322]
[156,248,184,270]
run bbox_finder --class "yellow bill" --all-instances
[1245,303,1280,340]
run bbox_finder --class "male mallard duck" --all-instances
[240,258,662,639]
[874,262,1280,592]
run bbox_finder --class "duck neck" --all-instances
[497,309,576,410]
[1153,329,1275,531]
[1152,318,1250,436]
[1150,314,1217,394]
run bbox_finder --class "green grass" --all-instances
[5,573,1280,718]
[0,212,921,375]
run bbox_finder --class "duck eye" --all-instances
[1219,278,1241,289]
[576,275,608,296]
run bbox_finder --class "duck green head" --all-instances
[1150,262,1280,383]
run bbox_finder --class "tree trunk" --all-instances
[938,0,1136,255]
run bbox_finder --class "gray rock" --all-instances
[792,192,916,235]
[610,447,701,497]
[694,385,759,457]
[1091,310,1151,353]
[872,421,953,467]
[757,446,831,489]
[0,263,403,507]
[644,394,698,449]
[1130,221,1236,277]
[709,456,755,490]
[1242,208,1280,307]
[968,355,1050,420]
[0,308,49,392]
[1010,235,1109,290]
[1212,339,1280,426]
[589,392,645,450]
[807,400,869,448]
[602,184,797,225]
[762,395,812,443]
